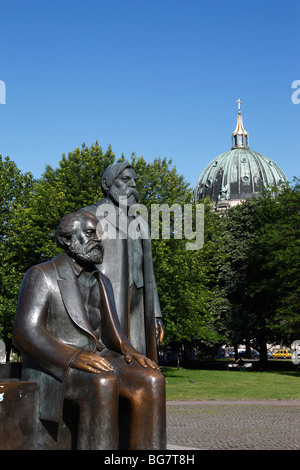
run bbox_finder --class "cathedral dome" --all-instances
[193,100,288,210]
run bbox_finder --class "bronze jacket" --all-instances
[13,252,134,422]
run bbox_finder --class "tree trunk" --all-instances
[245,340,252,359]
[258,341,268,369]
[6,344,11,363]
[234,343,238,360]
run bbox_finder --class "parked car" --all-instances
[272,349,292,359]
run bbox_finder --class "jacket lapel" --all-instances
[53,253,97,346]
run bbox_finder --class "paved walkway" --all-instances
[166,400,300,450]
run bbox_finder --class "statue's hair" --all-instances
[55,211,96,249]
[101,162,133,195]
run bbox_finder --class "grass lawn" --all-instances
[162,366,300,401]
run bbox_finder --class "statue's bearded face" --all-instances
[68,216,104,265]
[108,168,139,207]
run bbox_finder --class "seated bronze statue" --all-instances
[13,211,166,450]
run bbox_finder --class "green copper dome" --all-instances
[194,101,288,209]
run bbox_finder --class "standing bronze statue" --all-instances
[13,211,166,450]
[81,162,164,363]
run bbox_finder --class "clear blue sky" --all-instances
[0,0,299,188]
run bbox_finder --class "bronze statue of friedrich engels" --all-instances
[81,162,164,363]
[13,211,166,450]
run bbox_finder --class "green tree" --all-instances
[152,198,226,358]
[12,142,117,268]
[247,180,300,347]
[217,199,261,357]
[130,154,191,207]
[0,156,34,358]
[217,181,300,365]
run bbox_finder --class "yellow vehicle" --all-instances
[272,349,292,359]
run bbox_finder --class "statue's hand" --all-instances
[122,347,159,370]
[131,352,160,369]
[70,351,114,374]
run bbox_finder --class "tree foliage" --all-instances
[0,156,34,358]
[247,180,300,345]
[153,199,226,356]
[217,181,300,363]
[11,142,117,268]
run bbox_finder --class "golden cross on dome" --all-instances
[237,98,242,114]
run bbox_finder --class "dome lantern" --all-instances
[232,99,249,149]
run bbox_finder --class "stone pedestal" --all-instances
[0,379,38,450]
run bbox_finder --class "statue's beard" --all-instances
[69,238,104,265]
[109,186,139,207]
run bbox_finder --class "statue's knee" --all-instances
[146,369,165,392]
[99,372,117,387]
[89,372,118,395]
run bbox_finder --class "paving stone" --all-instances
[166,400,300,450]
